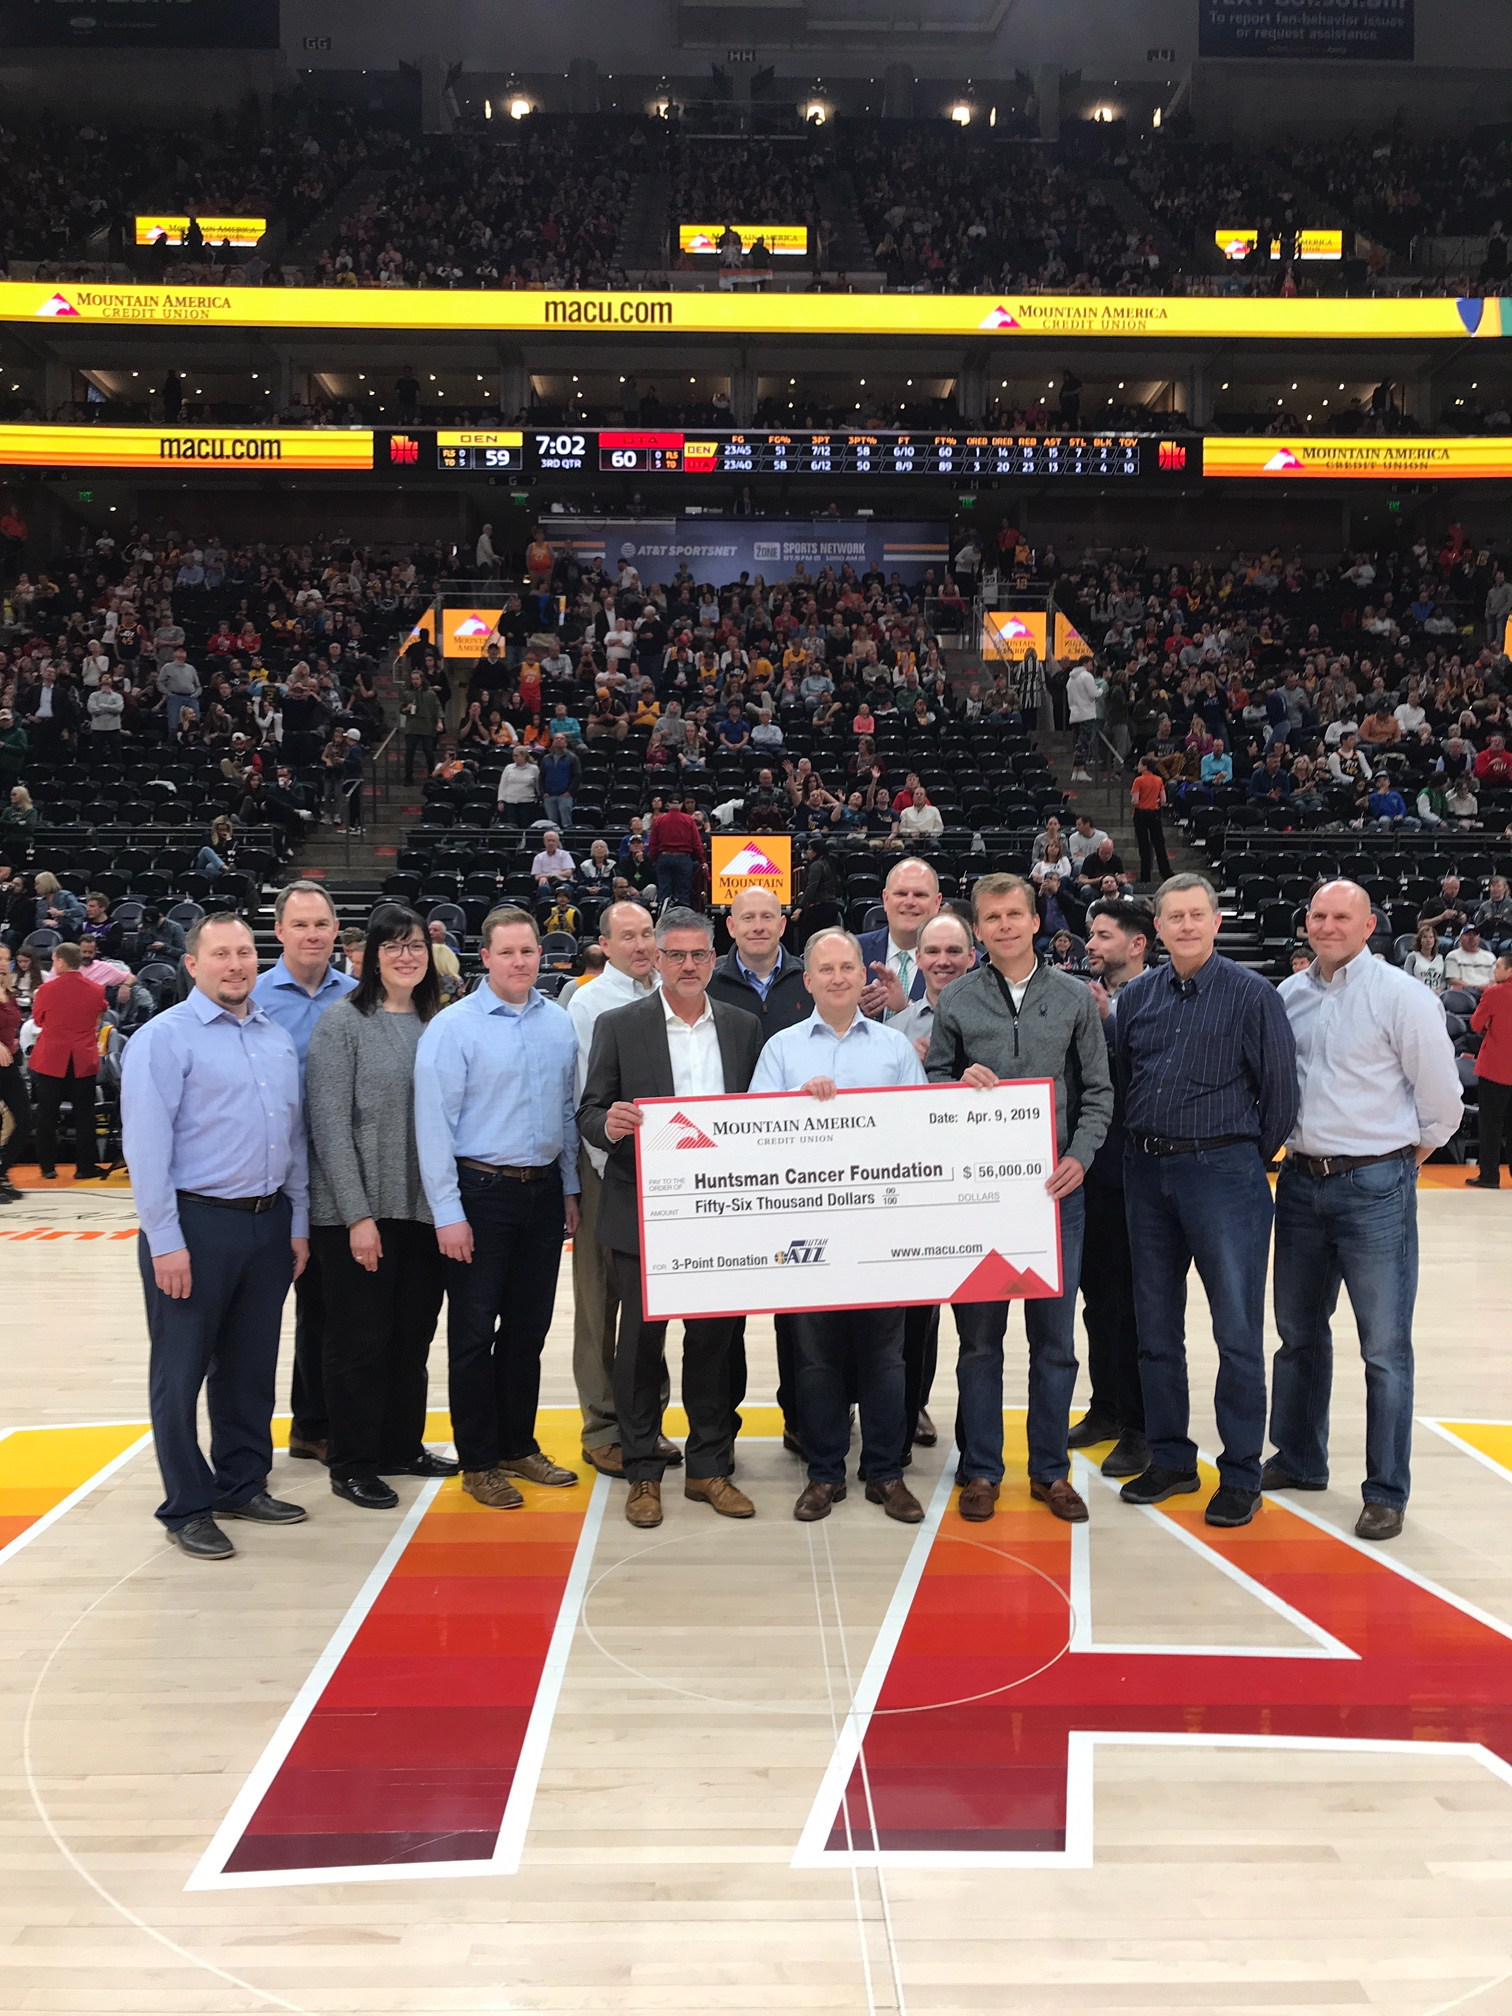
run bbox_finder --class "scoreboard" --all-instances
[530,429,1195,479]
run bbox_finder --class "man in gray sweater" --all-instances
[925,872,1112,1525]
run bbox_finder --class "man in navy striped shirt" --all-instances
[1113,873,1298,1529]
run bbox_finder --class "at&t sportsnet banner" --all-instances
[1199,0,1412,58]
[0,281,1503,342]
[550,520,948,586]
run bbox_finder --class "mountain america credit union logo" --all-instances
[36,292,79,318]
[646,1110,718,1151]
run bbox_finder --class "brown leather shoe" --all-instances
[913,1409,938,1448]
[794,1480,846,1521]
[685,1475,755,1519]
[655,1435,684,1467]
[865,1478,924,1523]
[287,1434,329,1464]
[582,1443,624,1477]
[1355,1502,1404,1542]
[626,1480,663,1528]
[499,1452,579,1488]
[462,1467,525,1510]
[1030,1477,1089,1523]
[958,1478,1000,1522]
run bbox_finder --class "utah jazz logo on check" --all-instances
[776,1239,829,1266]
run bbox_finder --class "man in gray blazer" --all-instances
[579,907,764,1530]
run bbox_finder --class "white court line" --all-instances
[0,1430,154,1572]
[188,1472,611,1891]
[1419,1418,1512,1486]
[801,1446,1512,1871]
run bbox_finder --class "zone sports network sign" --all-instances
[2,281,1506,342]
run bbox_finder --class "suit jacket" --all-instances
[856,924,927,1002]
[31,969,107,1077]
[578,990,763,1254]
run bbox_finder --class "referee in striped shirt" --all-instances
[1112,873,1297,1529]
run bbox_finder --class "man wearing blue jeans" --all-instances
[925,874,1112,1525]
[540,732,580,830]
[1115,873,1298,1529]
[1269,880,1462,1542]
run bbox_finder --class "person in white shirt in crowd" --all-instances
[751,929,929,1526]
[1269,880,1464,1543]
[1067,659,1102,780]
[496,745,542,829]
[531,830,576,887]
[566,901,663,1478]
[1446,925,1497,994]
[890,786,944,846]
[474,523,498,575]
[857,857,942,1018]
[1069,813,1111,875]
[1402,922,1447,993]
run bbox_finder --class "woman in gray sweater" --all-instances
[306,902,453,1509]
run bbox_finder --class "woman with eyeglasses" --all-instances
[306,903,457,1509]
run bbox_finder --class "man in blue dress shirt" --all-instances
[251,880,356,1466]
[1113,873,1298,1529]
[751,928,929,1526]
[122,914,311,1561]
[415,906,582,1510]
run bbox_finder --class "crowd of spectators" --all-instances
[1287,130,1512,257]
[668,135,823,250]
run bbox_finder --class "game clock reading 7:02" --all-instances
[533,431,591,470]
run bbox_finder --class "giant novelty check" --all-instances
[636,1081,1062,1321]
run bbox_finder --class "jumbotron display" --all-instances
[532,430,1193,478]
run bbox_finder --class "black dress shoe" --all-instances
[1067,1412,1121,1450]
[218,1490,308,1524]
[171,1515,234,1560]
[1355,1502,1404,1541]
[379,1451,461,1477]
[1120,1464,1201,1505]
[1260,1457,1327,1492]
[1206,1485,1262,1528]
[0,1178,21,1203]
[1100,1431,1151,1479]
[332,1473,400,1510]
[782,1429,804,1455]
[655,1435,684,1466]
[913,1409,938,1447]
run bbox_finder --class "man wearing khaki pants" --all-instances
[566,901,678,1476]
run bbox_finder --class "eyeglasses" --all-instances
[381,940,429,958]
[659,947,714,965]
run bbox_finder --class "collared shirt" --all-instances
[567,960,659,1173]
[736,952,779,1002]
[750,1007,928,1093]
[1280,949,1462,1159]
[250,957,357,1076]
[663,991,724,1097]
[413,984,580,1227]
[120,987,308,1257]
[888,995,935,1048]
[1114,952,1299,1160]
[882,934,923,1008]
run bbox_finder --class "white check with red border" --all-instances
[634,1081,1062,1322]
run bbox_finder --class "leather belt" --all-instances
[457,1158,557,1181]
[1130,1133,1254,1158]
[177,1189,282,1214]
[1286,1146,1415,1179]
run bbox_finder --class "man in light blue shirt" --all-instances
[121,913,310,1560]
[750,928,927,1527]
[414,905,581,1508]
[250,879,357,1465]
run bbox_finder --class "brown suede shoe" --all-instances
[499,1452,579,1488]
[865,1478,924,1523]
[794,1480,846,1521]
[685,1475,755,1519]
[462,1467,525,1510]
[582,1443,624,1476]
[1355,1502,1404,1542]
[1030,1476,1089,1522]
[626,1480,663,1528]
[288,1434,329,1464]
[958,1478,1000,1522]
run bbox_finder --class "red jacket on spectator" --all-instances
[1471,978,1512,1087]
[648,807,705,865]
[30,970,106,1078]
[0,991,21,1057]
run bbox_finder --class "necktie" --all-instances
[897,949,914,998]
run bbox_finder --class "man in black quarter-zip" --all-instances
[926,873,1112,1527]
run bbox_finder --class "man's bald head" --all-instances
[1305,878,1375,976]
